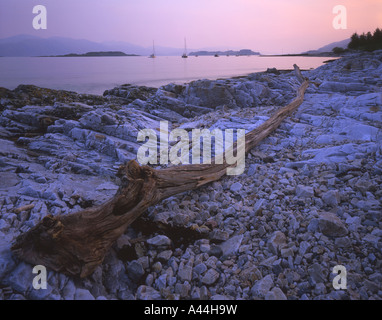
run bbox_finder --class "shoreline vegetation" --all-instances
[259,52,341,58]
[348,28,382,52]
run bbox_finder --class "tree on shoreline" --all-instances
[348,28,382,51]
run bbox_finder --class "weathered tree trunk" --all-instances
[11,68,309,278]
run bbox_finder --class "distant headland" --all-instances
[41,51,140,57]
[189,49,260,56]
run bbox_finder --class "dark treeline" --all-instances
[348,28,382,51]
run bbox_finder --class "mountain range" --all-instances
[0,35,186,57]
[0,35,351,57]
[189,49,260,56]
[304,38,351,55]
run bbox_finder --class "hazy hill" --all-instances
[45,51,139,57]
[189,49,260,56]
[304,38,350,54]
[0,35,109,57]
[0,35,186,57]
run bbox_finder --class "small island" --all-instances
[42,51,140,57]
[189,49,260,56]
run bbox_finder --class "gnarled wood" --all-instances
[11,68,309,278]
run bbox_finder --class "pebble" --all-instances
[281,247,294,258]
[126,260,145,282]
[299,241,311,256]
[178,262,193,282]
[251,275,274,298]
[1,51,382,301]
[155,274,167,291]
[208,245,223,258]
[252,199,266,216]
[74,289,95,300]
[0,245,16,281]
[296,185,314,198]
[152,261,162,273]
[175,281,191,298]
[136,286,161,300]
[267,231,287,255]
[194,263,207,275]
[210,230,229,241]
[314,283,327,295]
[318,212,348,237]
[230,182,243,193]
[62,280,76,300]
[265,287,287,300]
[147,235,172,247]
[200,244,210,253]
[219,235,243,258]
[201,269,220,285]
[156,250,173,262]
[309,263,326,284]
[4,263,34,294]
[335,237,352,248]
[322,190,340,207]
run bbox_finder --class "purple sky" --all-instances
[0,0,381,53]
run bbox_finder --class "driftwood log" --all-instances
[11,66,309,278]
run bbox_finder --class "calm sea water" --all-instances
[0,56,328,95]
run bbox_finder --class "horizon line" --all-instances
[0,33,351,56]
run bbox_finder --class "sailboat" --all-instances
[149,40,156,58]
[182,38,188,58]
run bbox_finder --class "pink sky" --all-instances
[0,0,381,53]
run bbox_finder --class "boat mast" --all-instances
[182,38,188,58]
[149,40,156,58]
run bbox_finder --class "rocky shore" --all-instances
[0,51,381,300]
